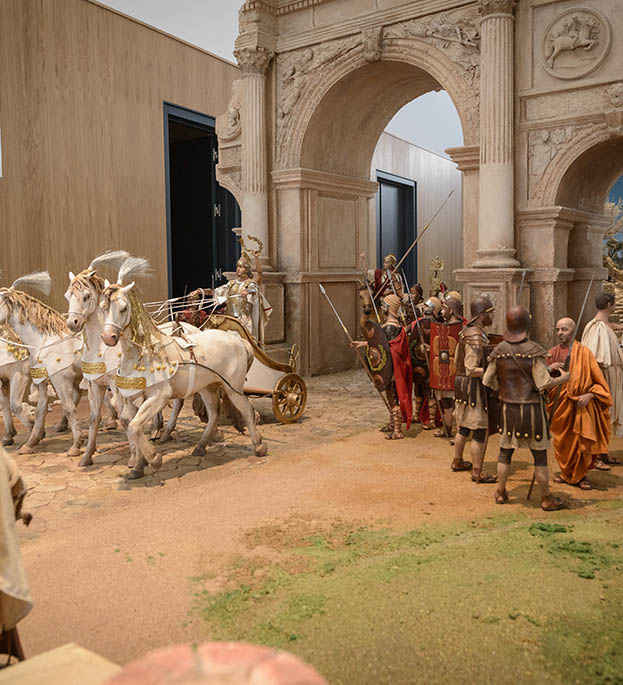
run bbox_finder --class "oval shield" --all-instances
[363,319,393,392]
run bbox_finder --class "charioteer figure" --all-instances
[482,305,569,511]
[209,238,272,343]
[452,296,497,482]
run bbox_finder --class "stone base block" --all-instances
[454,267,531,337]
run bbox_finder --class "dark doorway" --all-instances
[164,103,240,298]
[375,171,417,287]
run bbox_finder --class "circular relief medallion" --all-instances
[540,7,611,80]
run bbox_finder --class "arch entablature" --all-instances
[275,31,479,177]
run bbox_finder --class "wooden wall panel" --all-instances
[369,132,464,295]
[0,0,239,310]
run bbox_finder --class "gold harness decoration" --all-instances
[30,367,48,379]
[115,375,146,391]
[81,361,107,375]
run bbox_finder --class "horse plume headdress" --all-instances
[2,271,67,335]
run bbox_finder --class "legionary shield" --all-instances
[429,321,462,390]
[363,319,393,392]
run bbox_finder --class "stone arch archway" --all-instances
[276,38,479,179]
[520,125,623,342]
[270,45,477,373]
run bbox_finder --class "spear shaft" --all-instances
[318,283,392,412]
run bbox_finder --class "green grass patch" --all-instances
[189,511,623,684]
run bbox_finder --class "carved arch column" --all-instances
[473,0,520,268]
[235,46,274,269]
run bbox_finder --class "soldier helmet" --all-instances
[423,296,442,317]
[442,296,463,319]
[383,294,401,316]
[383,253,397,268]
[445,290,462,303]
[469,296,494,318]
[505,305,531,343]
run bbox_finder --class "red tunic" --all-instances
[388,327,413,430]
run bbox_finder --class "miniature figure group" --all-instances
[355,253,623,512]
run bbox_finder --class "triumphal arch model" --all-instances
[216,0,623,375]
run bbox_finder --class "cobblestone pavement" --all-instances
[7,369,391,541]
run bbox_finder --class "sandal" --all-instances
[592,459,611,471]
[451,459,472,472]
[379,423,392,433]
[471,470,497,484]
[600,454,621,465]
[541,495,566,511]
[495,489,509,504]
[553,475,593,490]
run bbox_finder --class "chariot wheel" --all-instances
[272,373,307,424]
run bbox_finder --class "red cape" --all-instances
[388,327,413,429]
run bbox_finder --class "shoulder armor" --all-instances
[490,339,547,360]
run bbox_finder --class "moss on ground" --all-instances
[189,505,623,684]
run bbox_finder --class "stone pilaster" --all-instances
[473,0,519,268]
[446,145,479,271]
[235,46,274,269]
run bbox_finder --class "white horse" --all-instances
[65,251,130,467]
[0,272,84,456]
[100,258,267,479]
[0,327,33,446]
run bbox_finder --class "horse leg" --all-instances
[103,385,119,430]
[126,391,171,479]
[149,411,163,441]
[192,390,220,457]
[52,375,82,457]
[160,399,184,442]
[222,387,267,457]
[18,380,49,454]
[54,413,69,433]
[9,371,33,437]
[0,381,16,446]
[80,382,105,467]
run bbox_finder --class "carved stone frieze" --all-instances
[235,46,274,75]
[216,80,242,142]
[383,8,481,96]
[276,35,360,135]
[361,26,383,63]
[605,82,623,137]
[479,0,516,18]
[606,82,623,109]
[528,125,581,186]
[540,8,611,81]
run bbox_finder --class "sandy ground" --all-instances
[6,369,623,667]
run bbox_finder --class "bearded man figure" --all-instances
[483,306,569,511]
[580,291,623,462]
[547,317,612,489]
[452,296,497,483]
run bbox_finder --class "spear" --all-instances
[318,283,392,412]
[359,253,380,323]
[526,273,595,500]
[373,188,455,299]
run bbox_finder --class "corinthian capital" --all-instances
[479,0,516,17]
[234,46,274,75]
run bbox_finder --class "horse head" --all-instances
[101,281,135,347]
[357,280,373,317]
[65,269,102,333]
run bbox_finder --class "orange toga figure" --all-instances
[547,317,612,489]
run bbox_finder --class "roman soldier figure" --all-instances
[430,296,464,439]
[452,296,497,482]
[482,305,569,511]
[353,294,413,439]
[374,254,405,301]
